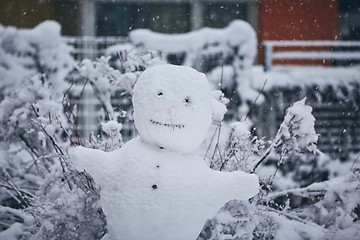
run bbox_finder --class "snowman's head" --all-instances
[133,64,212,154]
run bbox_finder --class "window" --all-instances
[204,2,248,28]
[96,2,191,36]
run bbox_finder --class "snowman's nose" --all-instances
[169,107,177,117]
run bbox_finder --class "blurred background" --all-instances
[1,0,360,63]
[1,0,360,159]
[1,1,360,239]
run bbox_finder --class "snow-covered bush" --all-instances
[201,98,360,240]
[251,68,360,160]
[69,46,164,142]
[1,20,359,240]
[0,21,73,97]
[198,201,256,240]
[207,120,265,173]
[0,22,106,240]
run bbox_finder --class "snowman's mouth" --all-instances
[150,119,185,129]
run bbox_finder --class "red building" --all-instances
[258,0,343,65]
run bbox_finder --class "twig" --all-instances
[219,138,238,171]
[350,153,360,171]
[268,165,280,186]
[26,153,61,173]
[0,184,34,199]
[18,133,39,159]
[211,123,223,161]
[266,183,327,201]
[58,120,76,146]
[245,79,267,121]
[79,78,89,97]
[0,176,31,208]
[29,107,73,190]
[258,206,325,228]
[63,81,75,102]
[88,80,114,120]
[116,51,126,74]
[251,143,274,173]
[251,108,299,173]
[61,82,84,145]
[219,60,224,89]
[205,125,220,161]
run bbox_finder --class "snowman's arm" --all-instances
[69,146,110,184]
[209,169,259,201]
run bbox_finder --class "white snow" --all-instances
[211,90,229,124]
[207,66,235,90]
[230,121,252,138]
[70,64,259,240]
[0,21,74,95]
[274,98,318,153]
[264,40,360,47]
[133,64,212,154]
[130,20,257,69]
[272,51,360,60]
[71,138,259,240]
[251,65,360,90]
[101,120,122,138]
[0,222,23,240]
[264,209,326,240]
[100,120,123,151]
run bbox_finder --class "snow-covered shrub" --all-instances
[272,98,319,163]
[251,71,360,160]
[69,47,164,142]
[252,168,360,240]
[29,169,106,240]
[0,22,106,240]
[0,21,74,97]
[255,98,323,189]
[198,201,256,240]
[86,120,123,151]
[208,121,265,173]
[106,43,162,78]
[202,97,360,240]
[0,21,74,227]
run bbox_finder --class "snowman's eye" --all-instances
[184,96,191,106]
[157,91,163,97]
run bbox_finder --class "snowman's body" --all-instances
[71,64,259,240]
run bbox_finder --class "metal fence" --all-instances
[63,36,129,61]
[63,36,133,140]
[69,86,136,143]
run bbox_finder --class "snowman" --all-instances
[71,64,259,240]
